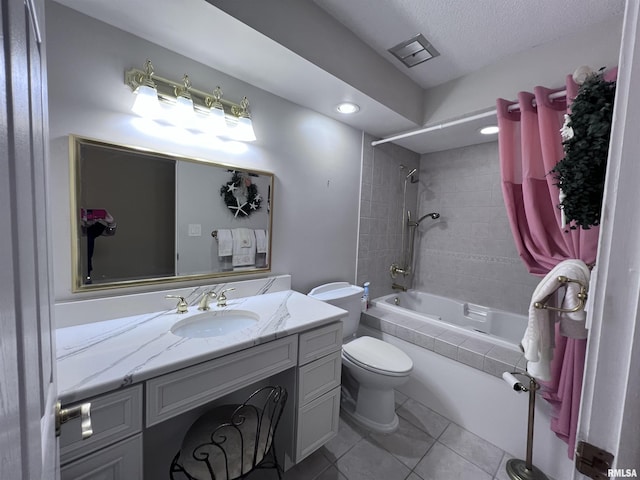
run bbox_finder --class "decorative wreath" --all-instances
[220,170,262,218]
[552,69,616,230]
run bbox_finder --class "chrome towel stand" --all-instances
[533,275,588,313]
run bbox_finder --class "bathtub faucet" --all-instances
[392,283,407,292]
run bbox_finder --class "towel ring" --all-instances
[534,275,588,313]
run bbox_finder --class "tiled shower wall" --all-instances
[356,134,419,300]
[414,141,539,315]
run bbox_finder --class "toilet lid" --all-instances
[342,336,413,374]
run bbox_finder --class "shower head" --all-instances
[406,168,417,179]
[416,212,440,224]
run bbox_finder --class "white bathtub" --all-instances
[372,290,527,350]
[372,290,527,351]
[363,290,573,480]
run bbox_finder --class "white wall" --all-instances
[47,2,362,301]
[422,16,623,125]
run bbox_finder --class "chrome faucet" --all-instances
[165,295,188,314]
[216,288,235,307]
[391,283,407,292]
[198,291,217,311]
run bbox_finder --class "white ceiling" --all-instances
[52,0,625,154]
[312,0,625,89]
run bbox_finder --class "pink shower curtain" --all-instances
[496,69,615,458]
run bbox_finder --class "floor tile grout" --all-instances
[298,390,510,480]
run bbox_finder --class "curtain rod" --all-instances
[371,89,567,147]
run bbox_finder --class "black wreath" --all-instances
[220,171,262,218]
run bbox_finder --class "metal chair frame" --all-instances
[170,386,288,480]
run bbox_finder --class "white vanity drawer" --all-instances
[146,335,298,426]
[60,385,143,465]
[295,386,340,462]
[61,433,142,480]
[298,322,342,366]
[297,350,342,405]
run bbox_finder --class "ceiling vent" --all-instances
[388,34,439,68]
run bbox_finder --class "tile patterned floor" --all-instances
[246,390,529,480]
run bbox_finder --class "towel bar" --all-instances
[211,230,218,239]
[533,275,588,313]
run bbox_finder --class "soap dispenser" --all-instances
[362,282,370,311]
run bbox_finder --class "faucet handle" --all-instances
[166,295,188,314]
[217,288,235,307]
[198,291,217,311]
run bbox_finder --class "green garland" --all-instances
[220,171,262,218]
[552,70,616,230]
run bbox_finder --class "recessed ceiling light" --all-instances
[336,102,360,114]
[480,125,499,135]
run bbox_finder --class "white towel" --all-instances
[217,229,233,257]
[231,228,255,267]
[254,229,268,254]
[522,259,590,381]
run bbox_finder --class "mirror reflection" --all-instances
[71,135,273,291]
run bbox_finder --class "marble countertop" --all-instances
[56,290,346,403]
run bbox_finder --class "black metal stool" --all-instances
[170,386,288,480]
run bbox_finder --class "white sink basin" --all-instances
[170,310,259,338]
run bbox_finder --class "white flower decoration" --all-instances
[560,114,574,142]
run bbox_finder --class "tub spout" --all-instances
[392,283,407,292]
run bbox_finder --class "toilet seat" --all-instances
[342,336,413,376]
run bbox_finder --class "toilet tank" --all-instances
[308,282,364,339]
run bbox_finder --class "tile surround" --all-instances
[356,139,539,318]
[361,308,526,378]
[414,142,540,316]
[357,133,420,300]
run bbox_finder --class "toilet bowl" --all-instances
[308,282,413,433]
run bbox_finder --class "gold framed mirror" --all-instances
[70,135,274,291]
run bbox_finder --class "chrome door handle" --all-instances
[55,401,93,439]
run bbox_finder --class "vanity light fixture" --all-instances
[206,86,227,134]
[173,74,195,126]
[125,59,256,141]
[229,97,257,142]
[130,59,161,118]
[336,102,360,114]
[480,125,500,135]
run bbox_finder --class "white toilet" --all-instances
[308,282,413,433]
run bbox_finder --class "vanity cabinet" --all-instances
[59,385,143,479]
[58,322,343,479]
[145,335,298,426]
[294,322,342,461]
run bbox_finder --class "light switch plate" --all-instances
[188,224,202,236]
